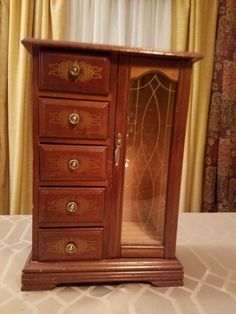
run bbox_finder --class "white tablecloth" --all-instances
[0,213,236,314]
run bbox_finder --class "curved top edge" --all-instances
[21,38,203,62]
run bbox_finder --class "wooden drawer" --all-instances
[39,50,110,95]
[38,187,105,225]
[39,98,109,140]
[38,228,103,261]
[39,144,107,181]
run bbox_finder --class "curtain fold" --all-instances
[0,0,9,214]
[0,0,67,214]
[7,0,34,215]
[34,0,66,39]
[202,0,236,212]
[172,0,219,212]
[68,0,171,49]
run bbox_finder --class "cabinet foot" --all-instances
[150,279,183,287]
[21,253,184,291]
[22,281,57,291]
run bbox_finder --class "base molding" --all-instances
[22,253,183,291]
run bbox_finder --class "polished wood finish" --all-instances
[38,187,105,226]
[40,50,110,94]
[22,256,183,291]
[39,98,109,140]
[39,144,107,181]
[21,38,201,290]
[164,64,193,258]
[22,38,202,62]
[107,55,131,258]
[121,245,164,258]
[38,228,103,261]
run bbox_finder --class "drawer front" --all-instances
[38,187,105,224]
[40,51,110,95]
[38,228,103,261]
[39,145,107,181]
[39,98,109,140]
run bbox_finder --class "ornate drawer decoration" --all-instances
[39,144,107,181]
[38,228,103,261]
[39,98,109,140]
[40,51,110,95]
[38,187,105,225]
[48,60,102,81]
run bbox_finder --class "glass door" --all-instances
[121,59,177,255]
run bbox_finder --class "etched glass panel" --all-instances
[121,72,176,246]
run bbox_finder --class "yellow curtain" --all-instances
[0,0,9,214]
[172,0,219,212]
[0,0,67,215]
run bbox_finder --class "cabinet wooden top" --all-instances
[22,38,202,63]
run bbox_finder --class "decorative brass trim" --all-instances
[49,109,100,130]
[68,159,79,170]
[68,113,80,126]
[46,197,98,213]
[66,201,78,213]
[69,64,80,78]
[114,133,122,167]
[48,61,103,82]
[65,242,76,254]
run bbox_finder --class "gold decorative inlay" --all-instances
[48,61,103,81]
[46,238,96,255]
[47,155,102,175]
[49,110,100,130]
[46,197,98,213]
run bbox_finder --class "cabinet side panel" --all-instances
[32,47,40,260]
[164,63,193,258]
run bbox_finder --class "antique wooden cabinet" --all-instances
[21,38,201,290]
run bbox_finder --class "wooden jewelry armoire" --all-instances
[21,38,201,290]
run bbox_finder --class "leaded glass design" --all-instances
[121,72,176,246]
